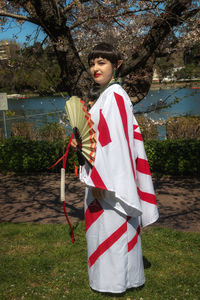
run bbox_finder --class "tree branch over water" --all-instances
[0,0,199,100]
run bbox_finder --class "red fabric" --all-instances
[49,133,76,243]
[48,133,75,170]
[85,200,104,232]
[128,226,140,252]
[137,187,157,205]
[72,150,78,177]
[64,133,75,169]
[88,220,128,267]
[114,92,136,179]
[63,201,75,243]
[91,166,107,190]
[134,131,143,141]
[136,158,151,175]
[98,109,112,147]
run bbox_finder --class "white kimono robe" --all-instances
[80,84,159,293]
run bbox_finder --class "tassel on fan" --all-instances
[65,96,96,166]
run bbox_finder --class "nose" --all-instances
[93,63,99,72]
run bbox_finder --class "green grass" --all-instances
[0,223,199,300]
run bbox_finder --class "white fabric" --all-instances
[85,189,145,293]
[80,84,159,293]
[80,84,159,226]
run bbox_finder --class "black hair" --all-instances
[88,42,121,67]
[87,43,123,103]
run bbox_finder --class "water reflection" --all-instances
[1,88,200,138]
[134,88,200,121]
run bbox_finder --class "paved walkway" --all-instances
[0,173,199,232]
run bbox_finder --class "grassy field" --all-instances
[0,222,199,300]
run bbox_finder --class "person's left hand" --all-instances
[91,187,105,200]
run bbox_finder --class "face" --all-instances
[89,57,114,88]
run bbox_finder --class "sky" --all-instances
[0,19,46,46]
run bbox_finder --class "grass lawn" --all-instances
[0,222,199,300]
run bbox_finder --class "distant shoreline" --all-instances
[4,81,200,98]
[151,81,200,90]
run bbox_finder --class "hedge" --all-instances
[0,137,199,176]
[0,137,78,174]
[145,139,200,176]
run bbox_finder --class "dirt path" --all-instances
[0,173,199,232]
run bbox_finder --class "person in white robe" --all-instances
[72,42,159,294]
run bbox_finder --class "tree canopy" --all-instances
[0,0,199,102]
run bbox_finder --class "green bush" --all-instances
[145,139,200,176]
[0,137,78,173]
[0,138,199,176]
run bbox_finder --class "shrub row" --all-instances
[0,137,78,174]
[145,139,200,176]
[0,137,199,176]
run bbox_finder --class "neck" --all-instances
[100,78,116,92]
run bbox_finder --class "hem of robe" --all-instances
[142,213,159,228]
[90,279,145,294]
[81,179,142,218]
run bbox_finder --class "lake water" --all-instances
[134,87,200,120]
[1,87,200,138]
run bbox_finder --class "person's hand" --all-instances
[92,187,105,200]
[71,138,78,149]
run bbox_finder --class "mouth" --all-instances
[94,73,101,78]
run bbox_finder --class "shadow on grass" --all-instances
[143,256,151,269]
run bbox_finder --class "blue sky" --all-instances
[1,19,46,46]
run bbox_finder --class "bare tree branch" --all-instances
[0,9,39,25]
[121,0,199,77]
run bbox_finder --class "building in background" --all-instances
[0,40,20,61]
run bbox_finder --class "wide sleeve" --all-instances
[80,89,143,218]
[133,115,159,227]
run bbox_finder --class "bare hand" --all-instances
[92,187,105,200]
[71,138,78,149]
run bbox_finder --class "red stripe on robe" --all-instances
[134,131,143,141]
[85,199,104,232]
[136,158,151,175]
[128,226,140,252]
[137,187,157,205]
[98,109,112,147]
[91,166,107,190]
[88,220,128,267]
[114,92,136,179]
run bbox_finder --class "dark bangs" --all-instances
[88,43,121,66]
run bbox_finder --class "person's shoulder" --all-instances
[102,84,133,113]
[104,83,127,98]
[107,84,132,105]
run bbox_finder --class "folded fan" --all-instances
[65,96,96,166]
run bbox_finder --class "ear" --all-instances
[117,60,123,69]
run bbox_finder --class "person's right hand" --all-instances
[71,138,78,149]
